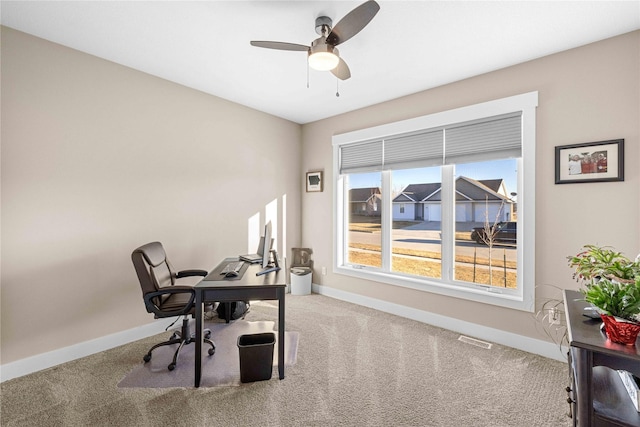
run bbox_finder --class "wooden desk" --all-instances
[564,289,640,426]
[194,258,286,388]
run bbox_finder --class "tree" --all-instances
[478,196,506,286]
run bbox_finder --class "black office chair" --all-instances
[132,241,215,371]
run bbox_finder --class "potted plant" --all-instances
[568,245,640,345]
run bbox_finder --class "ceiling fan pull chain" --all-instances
[336,78,340,97]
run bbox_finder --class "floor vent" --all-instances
[458,335,492,349]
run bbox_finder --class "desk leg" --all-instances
[573,347,593,426]
[195,290,203,388]
[278,288,285,380]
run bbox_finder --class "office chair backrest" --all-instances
[132,241,177,300]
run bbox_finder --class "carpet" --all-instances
[117,320,298,388]
[3,295,572,426]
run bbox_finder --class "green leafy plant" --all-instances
[568,244,639,284]
[568,245,640,321]
[582,278,640,321]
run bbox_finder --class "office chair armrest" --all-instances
[143,286,196,317]
[176,269,208,278]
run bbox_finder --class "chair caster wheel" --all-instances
[143,354,151,363]
[208,348,215,356]
[168,363,176,371]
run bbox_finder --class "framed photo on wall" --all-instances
[555,139,624,184]
[306,171,323,192]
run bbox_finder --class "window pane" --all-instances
[391,167,442,279]
[454,159,518,288]
[347,173,382,268]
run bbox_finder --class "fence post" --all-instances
[503,249,507,287]
[473,248,477,283]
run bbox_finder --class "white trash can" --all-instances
[290,267,312,295]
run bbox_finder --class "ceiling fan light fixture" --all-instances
[250,0,380,81]
[308,40,339,71]
[309,51,339,71]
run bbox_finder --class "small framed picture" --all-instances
[306,171,323,192]
[555,139,624,184]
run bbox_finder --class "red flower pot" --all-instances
[600,314,640,345]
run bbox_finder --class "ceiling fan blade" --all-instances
[250,41,309,52]
[326,0,380,46]
[331,58,351,80]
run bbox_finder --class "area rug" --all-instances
[118,320,298,388]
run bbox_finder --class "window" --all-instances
[347,175,382,268]
[332,93,537,311]
[391,166,442,280]
[454,159,518,288]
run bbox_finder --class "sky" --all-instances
[349,158,518,197]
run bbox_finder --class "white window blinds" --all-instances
[338,112,522,174]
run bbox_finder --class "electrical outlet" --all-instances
[321,266,327,276]
[548,307,560,325]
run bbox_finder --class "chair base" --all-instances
[143,317,215,371]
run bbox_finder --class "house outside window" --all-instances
[333,92,537,311]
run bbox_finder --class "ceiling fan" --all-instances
[250,0,380,81]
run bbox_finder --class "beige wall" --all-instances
[301,31,640,342]
[1,27,302,364]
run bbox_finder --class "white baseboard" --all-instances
[0,320,170,383]
[312,283,568,363]
[2,285,567,382]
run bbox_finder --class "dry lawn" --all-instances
[347,217,517,288]
[348,245,516,289]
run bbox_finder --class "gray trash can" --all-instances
[237,332,275,383]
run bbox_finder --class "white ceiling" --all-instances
[2,1,639,124]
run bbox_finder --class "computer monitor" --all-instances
[261,221,273,268]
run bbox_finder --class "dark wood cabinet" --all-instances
[564,289,640,426]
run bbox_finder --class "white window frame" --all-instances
[332,92,538,312]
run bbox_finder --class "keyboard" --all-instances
[221,261,244,275]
